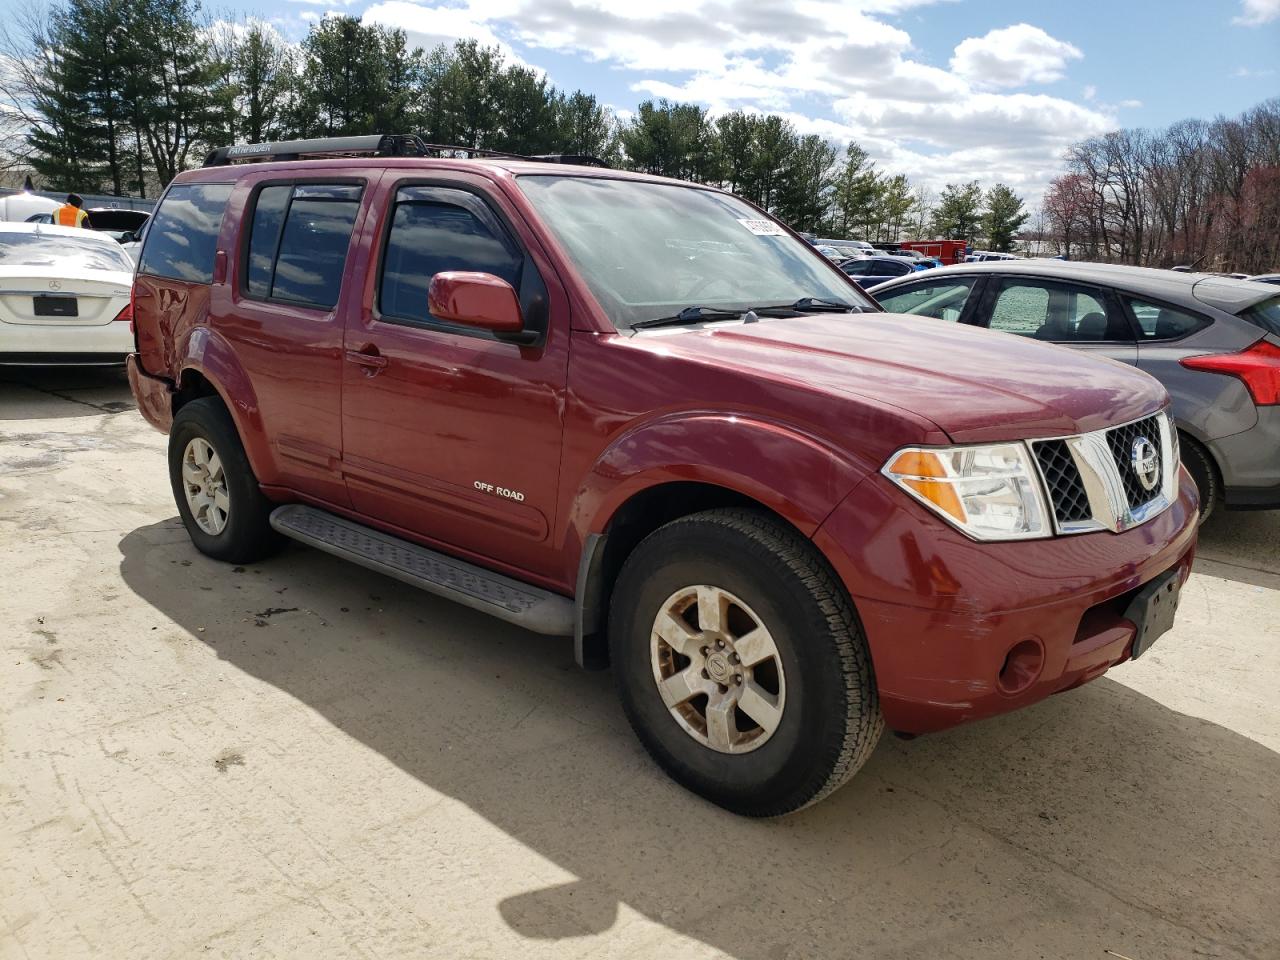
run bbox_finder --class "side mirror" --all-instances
[428,271,531,341]
[118,231,136,244]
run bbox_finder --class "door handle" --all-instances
[345,346,388,375]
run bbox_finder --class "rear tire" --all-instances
[1179,433,1218,522]
[169,397,282,563]
[609,508,883,816]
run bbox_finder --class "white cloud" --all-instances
[1233,66,1277,78]
[950,23,1083,88]
[1117,98,1143,108]
[1233,0,1280,25]
[1082,84,1096,101]
[337,0,1110,201]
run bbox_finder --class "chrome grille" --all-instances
[1105,415,1164,511]
[1030,411,1177,535]
[1033,440,1091,525]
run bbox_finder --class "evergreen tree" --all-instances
[931,180,984,241]
[228,22,294,144]
[777,134,835,232]
[981,183,1029,252]
[830,142,879,239]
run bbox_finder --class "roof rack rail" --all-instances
[202,134,607,169]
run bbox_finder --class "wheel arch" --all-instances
[172,328,272,482]
[573,480,837,670]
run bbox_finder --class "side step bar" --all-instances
[269,505,574,636]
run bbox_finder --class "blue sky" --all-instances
[219,0,1280,201]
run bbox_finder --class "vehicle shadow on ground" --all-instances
[117,520,1278,959]
[1195,507,1280,589]
[0,365,134,421]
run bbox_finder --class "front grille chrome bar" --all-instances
[1030,411,1177,535]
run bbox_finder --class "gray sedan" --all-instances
[870,261,1280,519]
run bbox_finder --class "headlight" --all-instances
[882,442,1051,541]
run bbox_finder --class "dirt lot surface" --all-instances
[2,367,1278,960]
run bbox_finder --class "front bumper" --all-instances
[126,353,174,434]
[814,470,1199,734]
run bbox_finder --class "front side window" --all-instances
[244,182,362,309]
[516,175,874,328]
[379,188,523,325]
[875,279,976,322]
[139,182,232,283]
[1126,296,1210,340]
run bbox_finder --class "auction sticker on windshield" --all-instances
[737,218,787,236]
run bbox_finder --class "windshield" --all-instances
[517,175,875,328]
[0,231,133,273]
[1241,296,1280,336]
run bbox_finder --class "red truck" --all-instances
[128,135,1198,815]
[898,239,968,265]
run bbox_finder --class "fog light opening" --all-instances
[997,638,1044,696]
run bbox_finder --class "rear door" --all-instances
[338,173,570,580]
[213,176,369,507]
[972,275,1138,365]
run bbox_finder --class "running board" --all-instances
[269,505,574,636]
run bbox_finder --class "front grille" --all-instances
[1029,411,1173,535]
[1105,416,1164,510]
[1034,440,1091,524]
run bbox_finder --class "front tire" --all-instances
[609,509,883,816]
[168,397,282,563]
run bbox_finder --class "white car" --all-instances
[0,222,134,364]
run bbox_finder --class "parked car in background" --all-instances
[1,191,60,222]
[84,208,149,243]
[26,207,149,244]
[1248,274,1280,285]
[127,134,1197,815]
[840,255,919,288]
[872,261,1280,518]
[0,222,134,364]
[813,237,873,254]
[966,251,1019,263]
[891,249,936,269]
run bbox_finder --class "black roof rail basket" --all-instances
[203,134,608,168]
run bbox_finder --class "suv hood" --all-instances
[644,313,1167,442]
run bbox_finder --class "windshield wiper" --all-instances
[786,296,860,313]
[630,297,861,332]
[631,306,749,330]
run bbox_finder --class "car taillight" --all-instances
[115,288,135,338]
[1180,340,1280,406]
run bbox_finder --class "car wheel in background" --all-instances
[168,397,282,563]
[609,508,883,817]
[1179,432,1218,523]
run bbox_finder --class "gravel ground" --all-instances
[2,366,1277,960]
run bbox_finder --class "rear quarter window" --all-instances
[139,183,232,283]
[1124,297,1210,340]
[1239,296,1280,336]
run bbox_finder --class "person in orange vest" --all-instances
[55,193,91,228]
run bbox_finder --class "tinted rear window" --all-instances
[1125,297,1209,340]
[139,183,232,283]
[243,183,362,309]
[1240,296,1280,336]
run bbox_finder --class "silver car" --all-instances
[871,261,1280,519]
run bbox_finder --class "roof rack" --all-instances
[202,134,607,168]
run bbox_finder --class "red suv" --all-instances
[128,135,1198,815]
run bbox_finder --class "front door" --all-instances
[339,176,570,581]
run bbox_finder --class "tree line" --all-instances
[0,0,1038,245]
[1041,98,1280,273]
